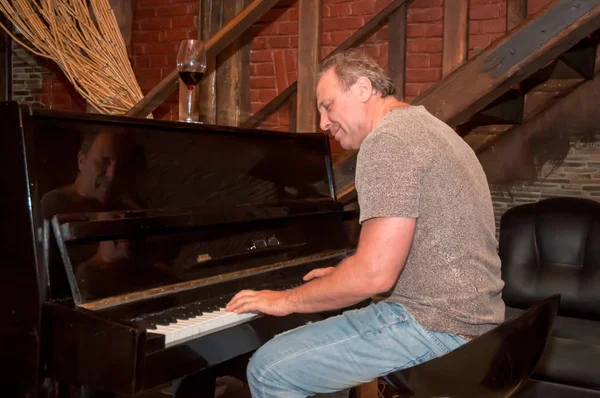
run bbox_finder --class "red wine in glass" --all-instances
[178,71,205,91]
[177,40,207,122]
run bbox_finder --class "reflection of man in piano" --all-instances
[41,130,143,275]
[40,130,140,219]
[226,50,505,397]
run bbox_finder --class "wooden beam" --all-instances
[442,0,469,77]
[289,92,297,132]
[195,0,222,124]
[333,0,600,200]
[241,0,414,128]
[507,0,527,31]
[216,0,251,126]
[388,4,407,99]
[126,0,281,119]
[0,15,11,101]
[478,66,600,184]
[296,0,321,132]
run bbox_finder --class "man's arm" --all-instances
[226,216,416,315]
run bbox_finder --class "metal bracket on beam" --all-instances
[481,0,599,78]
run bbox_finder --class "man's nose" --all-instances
[320,112,331,132]
[105,161,116,179]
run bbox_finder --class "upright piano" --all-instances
[0,101,359,397]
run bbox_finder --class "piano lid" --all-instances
[16,104,347,308]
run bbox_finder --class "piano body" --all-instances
[0,101,359,397]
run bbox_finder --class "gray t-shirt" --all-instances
[355,105,505,337]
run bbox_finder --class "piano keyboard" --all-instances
[133,282,301,346]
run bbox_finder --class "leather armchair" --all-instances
[499,197,600,397]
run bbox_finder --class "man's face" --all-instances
[78,133,122,203]
[316,68,365,150]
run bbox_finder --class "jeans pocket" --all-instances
[383,302,411,323]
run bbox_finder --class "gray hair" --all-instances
[317,49,397,98]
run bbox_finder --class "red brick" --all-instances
[133,31,159,43]
[250,89,260,102]
[136,8,156,19]
[424,23,443,37]
[136,68,163,80]
[251,77,277,89]
[285,50,297,71]
[469,20,480,34]
[328,3,352,17]
[288,7,299,20]
[480,18,506,33]
[410,0,443,7]
[255,22,279,36]
[133,56,150,68]
[338,16,365,30]
[469,34,493,49]
[174,15,197,28]
[253,63,275,76]
[407,24,427,38]
[155,5,192,17]
[278,21,298,35]
[136,18,171,30]
[266,36,291,48]
[252,37,267,50]
[148,55,168,67]
[136,0,166,8]
[323,19,340,32]
[143,42,178,55]
[405,83,422,97]
[429,53,442,67]
[407,38,442,53]
[406,68,440,83]
[406,53,429,68]
[470,5,502,20]
[159,28,191,42]
[350,0,376,15]
[251,50,274,63]
[408,8,443,23]
[375,0,393,12]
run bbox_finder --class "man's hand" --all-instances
[226,289,292,316]
[303,266,335,281]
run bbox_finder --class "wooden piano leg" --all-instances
[354,379,379,398]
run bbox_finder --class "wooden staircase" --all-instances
[331,0,600,203]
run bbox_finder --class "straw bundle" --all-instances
[0,0,143,115]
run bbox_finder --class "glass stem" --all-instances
[187,88,193,121]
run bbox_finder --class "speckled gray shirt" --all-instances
[355,105,505,336]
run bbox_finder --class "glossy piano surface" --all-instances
[0,101,358,396]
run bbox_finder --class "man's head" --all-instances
[316,50,397,149]
[77,131,130,203]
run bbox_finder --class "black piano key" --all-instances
[145,314,176,325]
[164,308,191,320]
[185,303,205,316]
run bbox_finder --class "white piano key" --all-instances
[151,309,261,346]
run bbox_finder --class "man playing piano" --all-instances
[226,50,505,397]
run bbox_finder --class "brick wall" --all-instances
[11,37,84,111]
[490,138,600,235]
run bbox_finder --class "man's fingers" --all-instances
[303,270,317,281]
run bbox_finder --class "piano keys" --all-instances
[0,101,360,397]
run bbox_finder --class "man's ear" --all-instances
[355,76,373,103]
[78,151,85,172]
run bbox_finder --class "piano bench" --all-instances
[380,296,558,398]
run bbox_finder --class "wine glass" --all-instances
[177,39,207,123]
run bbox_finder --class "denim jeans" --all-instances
[247,301,468,398]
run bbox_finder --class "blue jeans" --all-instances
[247,301,468,398]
